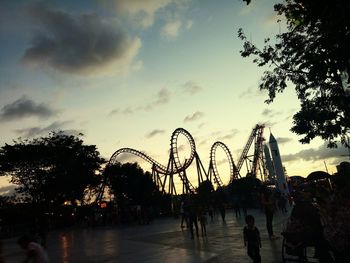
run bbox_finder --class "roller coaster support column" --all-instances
[162,151,180,196]
[194,152,209,185]
[207,161,213,183]
[151,164,162,190]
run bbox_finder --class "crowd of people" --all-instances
[177,178,350,263]
[0,176,349,262]
[284,180,350,262]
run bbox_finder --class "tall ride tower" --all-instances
[269,133,289,195]
[263,144,275,182]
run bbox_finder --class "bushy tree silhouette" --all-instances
[0,131,104,206]
[239,0,350,148]
[105,162,163,207]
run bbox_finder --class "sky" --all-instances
[0,0,349,194]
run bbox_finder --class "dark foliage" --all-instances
[0,131,105,205]
[197,179,214,204]
[239,0,350,148]
[229,176,261,196]
[105,162,163,207]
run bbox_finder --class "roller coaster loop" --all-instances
[105,126,263,196]
[208,141,238,187]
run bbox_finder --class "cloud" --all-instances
[146,129,166,138]
[276,137,293,145]
[182,81,203,95]
[161,20,182,39]
[199,139,208,146]
[184,111,204,122]
[112,0,175,28]
[154,88,171,105]
[109,81,204,117]
[21,3,141,75]
[216,158,229,166]
[185,20,193,30]
[122,107,135,114]
[198,122,206,129]
[261,108,283,118]
[261,120,278,128]
[113,152,145,164]
[14,121,80,138]
[177,144,186,152]
[261,108,272,116]
[282,142,349,163]
[217,129,239,141]
[109,88,172,116]
[109,108,120,116]
[0,96,56,121]
[239,86,266,99]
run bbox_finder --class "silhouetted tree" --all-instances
[229,177,261,196]
[0,131,104,206]
[239,0,350,148]
[197,180,214,204]
[106,162,162,207]
[214,186,228,204]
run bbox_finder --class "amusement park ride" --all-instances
[100,124,288,198]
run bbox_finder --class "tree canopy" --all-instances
[0,131,105,205]
[105,162,163,207]
[197,179,214,204]
[239,0,350,148]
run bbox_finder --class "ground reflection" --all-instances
[60,235,69,263]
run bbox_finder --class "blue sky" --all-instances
[0,0,348,193]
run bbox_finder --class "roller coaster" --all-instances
[104,124,267,197]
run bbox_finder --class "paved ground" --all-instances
[2,209,296,263]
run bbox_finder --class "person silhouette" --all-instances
[261,187,277,240]
[188,199,199,239]
[244,215,261,263]
[18,234,49,263]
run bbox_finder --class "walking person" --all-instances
[218,203,226,222]
[243,215,261,263]
[208,205,214,223]
[240,195,248,217]
[188,200,199,239]
[197,206,207,237]
[233,196,241,218]
[180,199,188,228]
[261,187,278,240]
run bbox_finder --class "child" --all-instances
[17,235,49,263]
[243,215,261,263]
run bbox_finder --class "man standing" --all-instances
[261,187,278,240]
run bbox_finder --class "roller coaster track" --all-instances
[231,124,265,181]
[109,147,168,174]
[104,125,266,198]
[108,128,196,193]
[208,141,238,187]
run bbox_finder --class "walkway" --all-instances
[3,209,291,263]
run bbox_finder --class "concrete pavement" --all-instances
[2,208,292,263]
